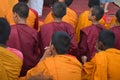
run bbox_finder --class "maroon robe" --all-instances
[7,24,41,77]
[78,24,105,61]
[39,22,78,57]
[111,26,120,50]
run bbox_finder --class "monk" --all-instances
[39,2,78,57]
[26,31,82,80]
[0,0,39,30]
[44,0,78,28]
[111,9,120,50]
[78,6,105,62]
[75,0,106,43]
[82,30,120,80]
[0,18,23,80]
[7,3,41,77]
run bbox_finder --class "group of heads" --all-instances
[0,0,119,53]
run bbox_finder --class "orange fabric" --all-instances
[44,7,78,28]
[75,10,106,43]
[26,55,82,80]
[108,16,119,29]
[27,8,39,30]
[0,47,23,80]
[83,48,120,80]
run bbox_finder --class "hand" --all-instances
[81,56,87,64]
[40,46,52,61]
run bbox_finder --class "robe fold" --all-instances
[75,10,106,43]
[39,22,78,57]
[111,26,120,50]
[83,48,120,80]
[78,24,105,61]
[7,24,41,77]
[26,55,82,80]
[0,46,23,80]
[44,7,78,28]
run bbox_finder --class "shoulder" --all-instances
[7,47,23,60]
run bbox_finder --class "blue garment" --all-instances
[100,0,114,3]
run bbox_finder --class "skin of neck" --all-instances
[92,20,99,25]
[16,16,27,24]
[53,16,62,22]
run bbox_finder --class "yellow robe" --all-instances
[0,47,23,80]
[75,10,106,43]
[26,55,82,80]
[83,48,120,80]
[44,7,78,28]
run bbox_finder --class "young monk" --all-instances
[0,0,39,30]
[75,0,106,43]
[44,0,77,28]
[7,2,41,77]
[110,9,120,50]
[0,18,23,80]
[82,30,120,80]
[78,6,105,62]
[26,31,82,80]
[39,2,78,57]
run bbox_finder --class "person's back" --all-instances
[110,9,120,50]
[7,3,40,77]
[0,18,23,80]
[83,30,120,80]
[39,2,78,57]
[26,31,82,80]
[78,6,105,61]
[75,0,105,43]
[44,0,77,28]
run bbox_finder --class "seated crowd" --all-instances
[0,0,120,80]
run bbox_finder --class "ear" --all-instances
[98,41,105,51]
[92,15,96,21]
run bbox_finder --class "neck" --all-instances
[16,18,26,24]
[0,43,6,48]
[92,20,99,25]
[54,17,62,22]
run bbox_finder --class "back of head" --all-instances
[55,0,73,6]
[98,30,115,48]
[88,0,100,8]
[91,6,104,21]
[13,2,29,19]
[116,9,120,23]
[19,0,28,3]
[52,2,66,18]
[52,31,70,54]
[64,0,73,6]
[0,18,11,45]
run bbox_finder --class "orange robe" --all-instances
[75,10,106,43]
[44,7,78,28]
[26,55,82,80]
[0,46,23,80]
[82,48,120,80]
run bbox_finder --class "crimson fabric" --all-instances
[78,24,105,61]
[7,24,41,77]
[39,22,78,57]
[111,26,120,50]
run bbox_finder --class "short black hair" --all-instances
[98,30,115,48]
[52,31,71,54]
[19,0,28,3]
[91,6,104,21]
[0,18,11,44]
[64,0,73,6]
[52,2,66,18]
[116,9,120,23]
[88,0,100,8]
[13,2,29,18]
